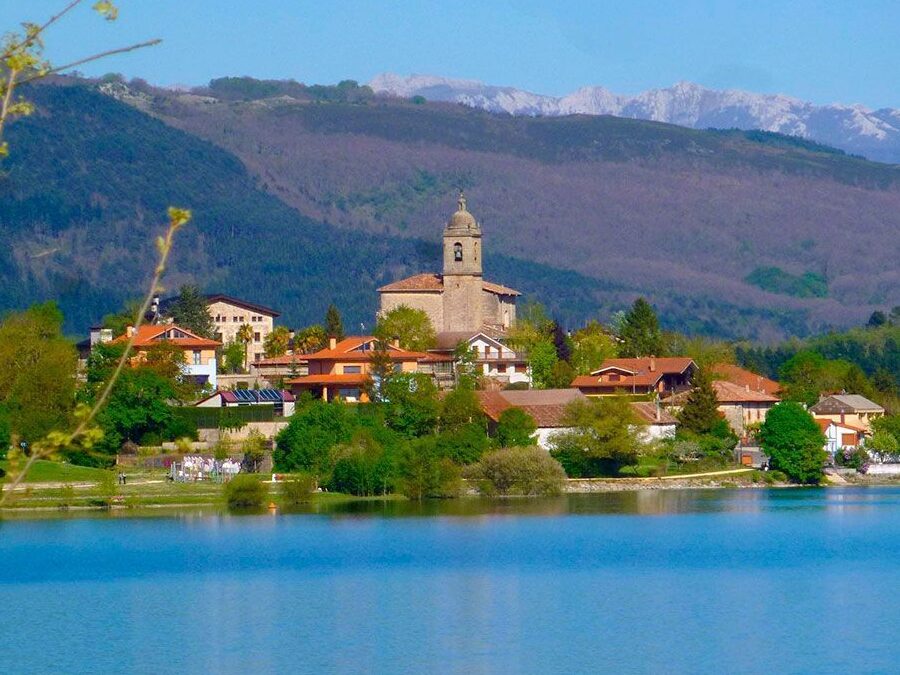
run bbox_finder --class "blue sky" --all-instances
[3,0,898,108]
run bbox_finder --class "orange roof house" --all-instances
[285,336,453,403]
[113,324,221,389]
[711,363,780,396]
[663,379,780,437]
[571,357,697,397]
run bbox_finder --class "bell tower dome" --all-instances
[443,191,483,278]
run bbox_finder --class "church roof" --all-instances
[378,273,520,296]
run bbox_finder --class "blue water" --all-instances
[2,488,900,674]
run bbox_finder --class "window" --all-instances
[343,365,362,374]
[338,388,361,401]
[254,332,261,342]
[609,374,621,382]
[192,350,201,365]
[233,316,238,322]
[454,242,463,261]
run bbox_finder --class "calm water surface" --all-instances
[2,488,900,674]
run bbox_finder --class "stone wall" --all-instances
[379,291,443,332]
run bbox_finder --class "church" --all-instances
[378,193,519,335]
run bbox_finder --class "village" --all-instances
[68,193,892,491]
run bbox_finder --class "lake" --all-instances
[2,488,900,674]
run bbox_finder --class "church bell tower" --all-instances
[442,191,484,331]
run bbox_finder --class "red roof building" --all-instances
[571,357,697,397]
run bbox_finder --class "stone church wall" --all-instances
[379,292,443,332]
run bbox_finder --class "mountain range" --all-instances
[1,76,899,342]
[370,74,900,164]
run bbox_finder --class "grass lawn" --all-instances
[1,460,114,483]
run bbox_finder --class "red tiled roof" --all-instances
[629,401,678,425]
[711,363,780,395]
[303,336,452,363]
[378,273,520,296]
[286,373,369,386]
[112,324,220,349]
[591,357,695,376]
[571,373,663,389]
[477,389,586,428]
[663,380,780,406]
[815,418,868,434]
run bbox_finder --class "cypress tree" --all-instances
[677,368,721,435]
[618,298,663,357]
[550,321,572,362]
[325,304,344,340]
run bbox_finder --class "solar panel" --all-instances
[229,389,284,403]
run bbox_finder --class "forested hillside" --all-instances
[0,82,625,334]
[2,76,899,340]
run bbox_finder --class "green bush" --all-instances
[280,473,317,507]
[470,446,566,497]
[396,438,461,500]
[224,474,269,511]
[835,447,869,470]
[767,470,788,483]
[328,433,395,496]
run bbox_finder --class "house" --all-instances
[378,193,520,334]
[429,331,530,387]
[816,418,867,458]
[571,357,697,397]
[477,389,587,449]
[629,401,678,441]
[711,363,780,396]
[113,324,221,389]
[663,380,780,436]
[809,394,885,433]
[285,336,454,402]
[196,388,296,417]
[158,293,280,365]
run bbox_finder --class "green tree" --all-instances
[549,397,643,476]
[529,339,559,389]
[221,339,247,374]
[236,323,253,371]
[274,400,358,477]
[0,302,76,445]
[263,325,291,358]
[551,321,572,362]
[168,284,214,338]
[677,369,721,435]
[439,387,484,432]
[546,360,576,389]
[364,339,395,403]
[381,373,440,438]
[329,430,395,496]
[758,402,827,484]
[867,430,899,461]
[396,437,461,500]
[453,341,479,389]
[435,423,490,465]
[101,298,143,337]
[618,298,664,358]
[224,474,269,511]
[779,351,847,406]
[241,429,268,472]
[325,304,344,340]
[570,322,617,375]
[375,305,437,352]
[495,408,537,447]
[294,324,328,354]
[469,446,566,496]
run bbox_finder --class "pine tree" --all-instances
[618,298,663,357]
[550,321,572,362]
[325,304,344,340]
[677,368,721,435]
[169,285,214,338]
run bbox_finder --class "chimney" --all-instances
[329,336,337,350]
[649,356,656,372]
[746,384,750,392]
[392,338,401,349]
[126,325,134,338]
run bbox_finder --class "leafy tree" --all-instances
[241,429,268,473]
[867,430,899,462]
[325,304,344,340]
[779,351,848,406]
[274,400,358,476]
[168,284,214,338]
[375,305,436,352]
[0,407,11,459]
[618,298,664,358]
[0,302,76,445]
[550,321,572,362]
[550,397,643,476]
[396,437,461,499]
[364,339,395,403]
[329,430,395,496]
[677,369,721,435]
[529,339,559,389]
[221,339,247,374]
[294,324,328,354]
[495,408,537,447]
[547,360,576,389]
[453,341,479,389]
[435,423,490,465]
[570,322,617,375]
[439,387,484,432]
[94,367,178,456]
[381,373,440,438]
[236,323,253,371]
[469,446,566,496]
[868,311,887,328]
[758,402,827,484]
[224,474,269,511]
[666,334,735,369]
[263,325,291,358]
[872,415,900,445]
[506,301,552,353]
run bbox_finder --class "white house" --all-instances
[431,331,530,386]
[477,389,585,449]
